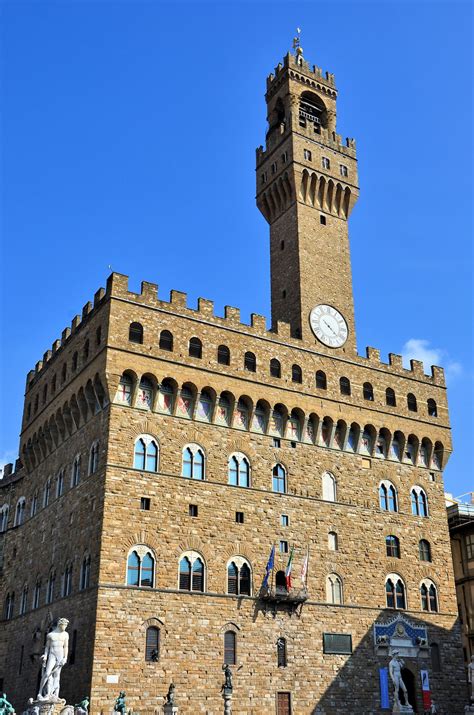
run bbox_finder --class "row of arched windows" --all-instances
[3,554,91,620]
[116,373,444,470]
[1,442,100,532]
[379,482,429,517]
[127,324,439,417]
[122,546,439,613]
[26,326,103,422]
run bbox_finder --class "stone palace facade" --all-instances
[0,44,468,714]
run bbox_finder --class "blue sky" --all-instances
[1,1,472,497]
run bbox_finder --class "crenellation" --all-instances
[169,289,187,308]
[366,346,381,363]
[93,286,105,305]
[224,305,240,324]
[140,280,159,303]
[197,297,214,317]
[52,339,61,353]
[251,313,267,331]
[431,365,446,386]
[106,271,129,297]
[82,301,93,319]
[61,327,71,344]
[275,319,291,339]
[71,315,81,332]
[389,353,404,370]
[35,360,43,374]
[43,350,52,363]
[410,359,425,378]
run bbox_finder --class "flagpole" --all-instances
[271,543,275,594]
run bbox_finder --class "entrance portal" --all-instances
[401,667,417,713]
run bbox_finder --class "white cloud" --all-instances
[402,339,462,380]
[0,450,17,480]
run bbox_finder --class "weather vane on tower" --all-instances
[292,27,302,51]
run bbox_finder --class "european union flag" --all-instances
[262,545,275,588]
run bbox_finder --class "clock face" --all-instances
[309,304,348,348]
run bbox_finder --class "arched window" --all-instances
[0,505,9,532]
[385,575,406,609]
[386,387,396,406]
[277,637,287,667]
[137,376,154,410]
[20,585,28,615]
[88,442,99,475]
[62,564,73,597]
[83,339,90,361]
[178,552,205,592]
[427,398,437,417]
[379,481,398,512]
[96,326,102,345]
[339,376,351,395]
[244,351,256,372]
[420,580,438,612]
[177,385,194,418]
[275,570,287,595]
[235,398,250,430]
[44,477,52,505]
[216,393,232,426]
[407,393,417,412]
[72,352,78,372]
[270,358,281,378]
[33,580,41,609]
[270,405,285,437]
[292,364,302,383]
[316,370,327,389]
[224,630,236,665]
[129,322,143,344]
[158,379,175,414]
[217,345,230,365]
[127,547,155,588]
[145,626,160,662]
[61,363,67,384]
[328,531,338,551]
[159,330,173,351]
[322,472,336,502]
[116,373,133,405]
[189,337,202,359]
[228,454,250,488]
[227,558,251,596]
[411,487,428,517]
[363,382,374,401]
[14,497,26,527]
[321,416,333,447]
[419,539,432,562]
[272,464,286,493]
[252,400,268,433]
[80,555,91,590]
[326,574,343,604]
[31,491,39,515]
[71,456,81,487]
[287,410,302,441]
[385,535,400,558]
[196,389,213,422]
[134,435,159,472]
[182,444,205,480]
[42,384,48,404]
[4,593,14,620]
[347,423,359,452]
[46,571,56,604]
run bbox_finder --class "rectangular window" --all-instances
[323,633,352,654]
[339,164,348,177]
[140,497,151,511]
[235,511,244,524]
[276,692,291,715]
[272,438,281,448]
[322,157,330,169]
[279,540,289,554]
[189,504,198,517]
[320,215,326,225]
[281,514,289,527]
[466,534,474,560]
[304,149,312,161]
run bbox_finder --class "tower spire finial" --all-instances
[292,27,303,54]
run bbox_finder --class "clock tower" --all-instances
[256,43,359,354]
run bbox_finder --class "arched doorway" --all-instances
[275,570,287,595]
[401,667,417,713]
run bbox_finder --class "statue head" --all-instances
[57,618,69,630]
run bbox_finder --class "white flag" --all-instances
[300,547,309,587]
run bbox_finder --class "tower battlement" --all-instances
[266,52,336,93]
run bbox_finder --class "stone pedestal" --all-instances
[26,699,67,715]
[392,705,414,714]
[222,687,232,715]
[163,705,178,715]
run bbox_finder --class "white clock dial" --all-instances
[309,304,348,348]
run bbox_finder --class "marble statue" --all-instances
[22,698,39,715]
[113,693,126,714]
[469,655,474,701]
[37,618,69,701]
[389,652,409,708]
[0,694,14,715]
[165,684,175,704]
[74,698,89,715]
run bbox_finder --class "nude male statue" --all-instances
[37,618,69,701]
[389,651,409,707]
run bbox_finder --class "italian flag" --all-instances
[285,546,294,589]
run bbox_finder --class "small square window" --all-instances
[340,164,348,177]
[281,514,289,527]
[236,511,244,524]
[429,472,436,482]
[189,504,198,517]
[273,438,281,448]
[291,441,297,449]
[322,157,330,169]
[320,215,326,225]
[282,290,286,298]
[304,149,312,161]
[140,497,151,511]
[279,540,289,554]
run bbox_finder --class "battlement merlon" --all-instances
[266,52,337,93]
[25,272,447,389]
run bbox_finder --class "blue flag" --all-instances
[379,667,389,709]
[262,545,275,588]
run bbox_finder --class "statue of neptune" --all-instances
[37,618,69,701]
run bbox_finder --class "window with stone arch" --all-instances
[178,551,205,592]
[427,398,437,417]
[145,625,160,662]
[316,370,327,389]
[133,435,159,472]
[291,364,302,384]
[126,546,155,588]
[244,351,256,372]
[14,497,26,527]
[46,570,56,604]
[420,579,438,612]
[270,358,281,378]
[277,637,287,667]
[88,441,100,475]
[4,592,15,620]
[363,382,374,401]
[379,480,398,512]
[116,372,134,405]
[224,630,237,665]
[31,491,39,516]
[71,455,81,487]
[227,556,252,596]
[0,505,9,533]
[385,574,406,610]
[272,463,287,493]
[159,329,173,352]
[322,472,336,502]
[80,554,91,590]
[326,573,343,604]
[129,321,143,344]
[407,392,418,412]
[217,344,230,366]
[385,535,400,558]
[20,584,28,615]
[419,539,432,562]
[228,453,250,488]
[44,477,52,505]
[33,579,41,609]
[328,531,338,551]
[137,376,154,410]
[411,486,428,517]
[182,444,205,480]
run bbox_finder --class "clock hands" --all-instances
[323,319,337,336]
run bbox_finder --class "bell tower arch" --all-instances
[256,44,359,354]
